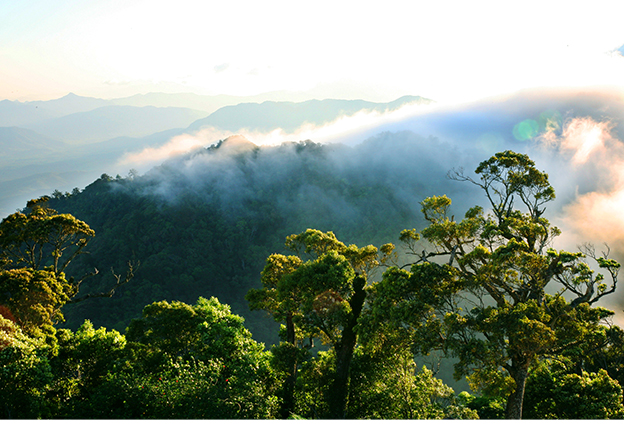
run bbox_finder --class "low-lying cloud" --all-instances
[559,117,615,165]
[118,101,434,170]
[551,116,624,250]
[117,87,624,319]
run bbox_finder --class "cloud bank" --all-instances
[118,101,434,170]
[118,87,624,318]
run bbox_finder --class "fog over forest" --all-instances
[4,87,624,419]
[5,2,624,418]
[112,88,624,322]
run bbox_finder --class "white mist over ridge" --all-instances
[117,87,624,321]
[118,101,436,172]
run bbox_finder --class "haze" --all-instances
[4,0,624,319]
[2,0,624,103]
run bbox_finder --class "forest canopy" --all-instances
[0,147,623,419]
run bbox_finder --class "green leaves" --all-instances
[472,150,555,220]
[247,230,390,417]
[119,297,278,419]
[0,268,72,339]
[524,361,624,419]
[420,195,452,222]
[391,150,621,419]
[0,197,94,274]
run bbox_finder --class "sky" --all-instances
[2,0,624,103]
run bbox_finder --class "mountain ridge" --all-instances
[23,105,207,143]
[187,95,431,133]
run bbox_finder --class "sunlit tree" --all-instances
[247,229,385,418]
[370,151,620,419]
[0,197,134,337]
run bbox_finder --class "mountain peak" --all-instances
[216,135,257,155]
[56,92,87,101]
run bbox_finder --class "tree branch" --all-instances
[68,261,137,304]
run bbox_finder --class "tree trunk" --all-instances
[328,336,356,418]
[327,276,366,418]
[280,313,297,419]
[506,360,530,419]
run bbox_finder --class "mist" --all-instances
[118,101,434,172]
[116,87,624,320]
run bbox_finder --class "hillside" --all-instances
[0,127,67,168]
[0,93,115,127]
[6,89,624,419]
[46,133,476,344]
[0,95,428,216]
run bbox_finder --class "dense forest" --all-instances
[2,139,624,419]
[46,134,475,342]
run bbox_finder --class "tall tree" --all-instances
[370,151,620,419]
[123,297,278,419]
[522,358,624,419]
[0,197,94,275]
[0,197,134,336]
[247,229,384,418]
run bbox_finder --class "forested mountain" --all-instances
[4,89,624,419]
[4,143,624,419]
[47,133,473,343]
[0,94,426,217]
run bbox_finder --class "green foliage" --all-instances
[523,360,624,419]
[78,354,278,419]
[347,345,477,419]
[120,297,279,419]
[457,392,506,419]
[292,341,478,420]
[0,268,72,339]
[0,293,281,419]
[380,150,621,419]
[579,325,624,388]
[248,229,384,418]
[44,140,427,341]
[0,317,54,419]
[0,197,94,274]
[4,145,624,419]
[127,297,267,363]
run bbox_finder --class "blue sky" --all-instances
[2,0,624,102]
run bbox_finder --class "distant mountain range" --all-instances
[0,127,67,167]
[23,106,207,143]
[3,90,411,127]
[188,95,430,133]
[0,93,430,217]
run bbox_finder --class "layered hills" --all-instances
[0,94,428,216]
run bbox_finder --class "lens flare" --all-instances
[513,119,539,141]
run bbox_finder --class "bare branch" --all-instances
[68,261,137,304]
[399,250,448,269]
